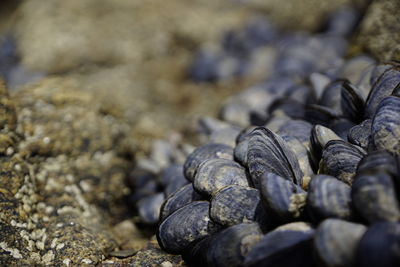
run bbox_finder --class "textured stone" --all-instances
[101,239,185,267]
[356,0,400,61]
[0,78,139,265]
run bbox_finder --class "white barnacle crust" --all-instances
[0,242,23,259]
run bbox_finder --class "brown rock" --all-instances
[0,78,137,265]
[356,0,400,61]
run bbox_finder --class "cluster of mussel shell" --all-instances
[155,63,400,267]
[129,9,400,267]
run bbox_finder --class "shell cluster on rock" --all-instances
[129,7,400,267]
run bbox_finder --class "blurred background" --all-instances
[0,0,379,154]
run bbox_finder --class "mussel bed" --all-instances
[129,8,400,267]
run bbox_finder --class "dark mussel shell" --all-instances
[126,167,159,204]
[369,62,396,88]
[306,175,352,223]
[198,116,233,134]
[277,119,312,145]
[234,126,257,166]
[209,127,242,147]
[329,118,356,140]
[370,96,400,155]
[277,120,313,178]
[210,185,266,227]
[318,80,344,114]
[244,222,315,267]
[183,143,233,182]
[365,65,400,119]
[157,201,221,254]
[347,119,371,149]
[340,81,365,123]
[193,158,249,197]
[158,164,188,197]
[199,117,242,147]
[207,223,263,267]
[264,114,292,133]
[309,125,342,172]
[314,219,367,267]
[351,170,400,224]
[267,98,306,120]
[136,192,165,224]
[260,172,306,223]
[159,183,203,221]
[280,134,314,188]
[355,222,400,267]
[357,150,398,176]
[285,84,314,105]
[305,104,339,127]
[247,127,303,188]
[319,140,366,185]
[337,55,375,86]
[182,236,212,267]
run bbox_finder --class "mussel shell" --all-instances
[182,236,212,267]
[337,55,375,86]
[393,83,400,96]
[234,126,257,166]
[305,104,339,127]
[260,172,306,223]
[306,175,352,222]
[193,158,249,197]
[286,84,314,105]
[159,183,203,221]
[318,80,344,113]
[207,223,263,267]
[268,98,306,120]
[369,63,395,88]
[136,192,165,224]
[309,125,342,172]
[310,72,332,100]
[340,81,365,123]
[209,127,242,147]
[329,118,355,140]
[357,150,398,176]
[319,140,366,184]
[314,219,367,267]
[280,135,314,188]
[277,119,312,145]
[244,223,315,267]
[198,116,234,135]
[157,201,221,254]
[351,171,400,224]
[247,127,303,188]
[210,185,266,227]
[347,119,371,149]
[183,143,233,182]
[220,79,290,126]
[355,222,400,267]
[370,96,400,155]
[158,164,188,197]
[365,66,400,119]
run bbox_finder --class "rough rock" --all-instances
[0,78,152,265]
[356,0,400,61]
[101,239,186,267]
[241,0,369,31]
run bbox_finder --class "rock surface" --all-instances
[0,78,156,265]
[356,0,400,61]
